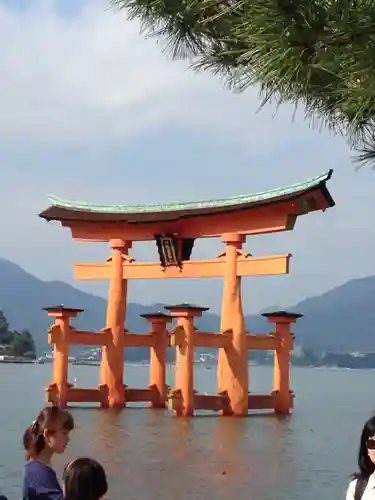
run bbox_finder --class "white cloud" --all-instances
[0,1,183,142]
[0,0,321,150]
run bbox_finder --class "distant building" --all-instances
[0,344,13,354]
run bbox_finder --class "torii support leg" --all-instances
[100,239,131,408]
[166,304,207,417]
[43,306,83,408]
[141,313,172,408]
[218,233,248,416]
[262,311,303,415]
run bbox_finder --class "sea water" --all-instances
[0,363,371,500]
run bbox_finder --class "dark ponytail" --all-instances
[23,406,74,460]
[23,420,46,460]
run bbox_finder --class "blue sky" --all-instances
[0,0,374,314]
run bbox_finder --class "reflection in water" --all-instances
[92,409,127,478]
[60,407,297,500]
[209,415,295,500]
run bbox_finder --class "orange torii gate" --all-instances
[40,170,335,416]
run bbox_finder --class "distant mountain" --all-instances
[0,259,222,355]
[0,258,373,354]
[285,277,375,352]
[246,277,375,353]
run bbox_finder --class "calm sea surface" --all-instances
[0,363,373,500]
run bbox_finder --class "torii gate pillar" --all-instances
[218,233,248,416]
[100,239,132,408]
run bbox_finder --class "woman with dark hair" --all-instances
[22,406,74,500]
[63,458,108,500]
[346,415,375,500]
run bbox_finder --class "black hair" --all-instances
[354,415,375,480]
[63,457,108,500]
[23,406,74,460]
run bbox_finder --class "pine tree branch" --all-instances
[111,0,375,167]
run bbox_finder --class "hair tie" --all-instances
[65,459,77,471]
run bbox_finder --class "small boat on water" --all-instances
[72,360,100,366]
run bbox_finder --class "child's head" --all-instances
[63,458,108,500]
[23,405,74,460]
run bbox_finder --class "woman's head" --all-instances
[23,406,74,460]
[358,415,375,477]
[63,458,108,500]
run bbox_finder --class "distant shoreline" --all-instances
[0,358,35,364]
[2,357,375,370]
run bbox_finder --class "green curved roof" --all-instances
[43,170,333,216]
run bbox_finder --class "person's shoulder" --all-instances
[348,477,358,490]
[23,461,59,485]
[23,462,62,500]
[345,474,372,500]
[346,477,358,499]
[24,461,55,474]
